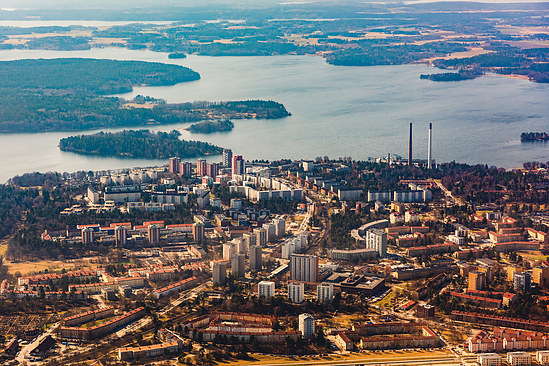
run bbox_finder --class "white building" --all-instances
[365,229,387,258]
[282,236,306,259]
[223,242,237,260]
[507,352,531,366]
[537,351,549,365]
[212,261,227,286]
[254,227,268,247]
[404,211,420,224]
[298,313,315,339]
[249,245,262,271]
[258,281,275,299]
[317,282,334,302]
[231,253,245,279]
[290,254,319,283]
[263,223,277,242]
[288,282,304,303]
[274,218,286,238]
[478,353,502,366]
[448,234,466,245]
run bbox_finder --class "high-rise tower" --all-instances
[427,123,432,169]
[408,123,413,165]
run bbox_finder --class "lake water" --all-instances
[0,47,548,182]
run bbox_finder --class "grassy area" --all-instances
[375,289,397,308]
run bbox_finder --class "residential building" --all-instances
[469,271,486,291]
[514,272,531,292]
[193,222,204,242]
[478,353,502,366]
[231,253,245,279]
[288,282,304,303]
[148,224,161,244]
[223,149,233,168]
[533,267,549,287]
[507,352,531,366]
[317,282,334,302]
[537,351,549,365]
[249,245,262,271]
[212,261,227,286]
[254,227,267,247]
[365,229,387,258]
[232,155,244,176]
[168,157,181,174]
[290,254,319,283]
[258,281,275,298]
[299,313,315,339]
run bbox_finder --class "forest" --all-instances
[59,130,223,159]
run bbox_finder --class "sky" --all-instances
[1,0,545,9]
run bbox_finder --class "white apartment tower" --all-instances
[288,282,304,303]
[298,313,315,339]
[212,261,227,286]
[249,245,263,271]
[290,254,319,283]
[317,282,334,302]
[365,229,387,258]
[258,281,275,298]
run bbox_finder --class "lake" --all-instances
[0,47,548,182]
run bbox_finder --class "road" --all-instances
[247,354,463,366]
[433,179,463,206]
[115,280,211,338]
[16,321,60,364]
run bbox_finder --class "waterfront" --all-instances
[0,47,548,181]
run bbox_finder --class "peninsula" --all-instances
[0,58,290,133]
[59,130,223,159]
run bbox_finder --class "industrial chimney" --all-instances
[408,123,412,166]
[427,123,432,169]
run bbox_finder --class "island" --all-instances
[420,70,482,82]
[186,119,234,134]
[59,130,223,159]
[521,132,549,142]
[168,52,187,59]
[0,58,291,133]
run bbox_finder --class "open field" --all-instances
[6,258,101,275]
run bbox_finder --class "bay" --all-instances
[0,47,547,182]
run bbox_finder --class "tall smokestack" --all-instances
[427,123,432,169]
[408,123,413,165]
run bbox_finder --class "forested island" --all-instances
[0,58,290,133]
[186,119,234,134]
[168,52,187,59]
[59,130,223,158]
[420,70,483,82]
[521,132,549,142]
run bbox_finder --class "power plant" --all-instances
[406,123,433,168]
[428,123,432,169]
